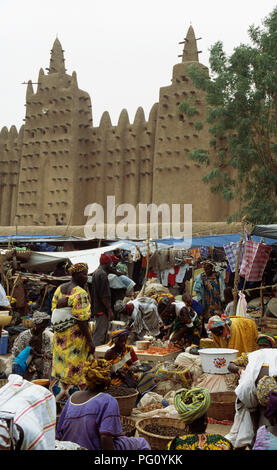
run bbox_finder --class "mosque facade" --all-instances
[0,26,238,228]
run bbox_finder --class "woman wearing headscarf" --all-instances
[193,261,225,332]
[208,314,258,356]
[11,310,52,379]
[166,387,233,450]
[104,328,140,388]
[155,293,176,340]
[56,358,151,450]
[253,380,277,450]
[49,263,95,410]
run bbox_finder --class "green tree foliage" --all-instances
[179,7,277,224]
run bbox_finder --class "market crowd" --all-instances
[1,241,277,451]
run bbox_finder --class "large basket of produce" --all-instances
[207,391,236,422]
[120,416,136,437]
[107,385,138,416]
[135,417,185,450]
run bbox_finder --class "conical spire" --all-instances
[182,25,199,63]
[48,37,66,74]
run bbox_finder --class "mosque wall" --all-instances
[0,28,237,229]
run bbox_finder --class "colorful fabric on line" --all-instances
[223,242,245,273]
[200,246,209,259]
[239,241,271,282]
[174,387,211,424]
[51,285,92,386]
[256,376,277,407]
[167,433,233,450]
[0,374,56,450]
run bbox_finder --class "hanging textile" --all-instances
[200,246,209,259]
[223,241,245,273]
[190,248,201,260]
[236,292,248,317]
[239,241,271,282]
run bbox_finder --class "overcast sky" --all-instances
[0,0,276,130]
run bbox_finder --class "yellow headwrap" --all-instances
[174,387,211,424]
[68,263,88,274]
[108,328,130,345]
[83,358,112,391]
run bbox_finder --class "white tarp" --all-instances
[23,242,125,274]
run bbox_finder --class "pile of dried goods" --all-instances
[139,403,164,413]
[121,422,135,436]
[106,385,137,397]
[144,423,182,436]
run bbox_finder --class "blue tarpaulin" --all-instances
[154,233,277,247]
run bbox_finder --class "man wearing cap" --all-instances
[90,253,114,346]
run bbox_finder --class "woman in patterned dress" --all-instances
[49,263,95,409]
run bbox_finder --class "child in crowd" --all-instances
[12,335,43,378]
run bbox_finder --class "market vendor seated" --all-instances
[104,328,140,388]
[11,335,43,380]
[169,305,202,348]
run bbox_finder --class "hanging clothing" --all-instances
[223,242,245,273]
[240,241,271,282]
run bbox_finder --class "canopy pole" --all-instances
[232,217,247,315]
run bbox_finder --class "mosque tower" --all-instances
[14,38,92,226]
[151,25,230,223]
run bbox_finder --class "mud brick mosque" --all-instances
[0,26,239,229]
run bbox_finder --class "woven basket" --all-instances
[207,391,236,422]
[135,417,185,450]
[22,319,34,329]
[114,391,138,416]
[120,416,136,437]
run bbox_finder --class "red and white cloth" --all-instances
[239,241,271,282]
